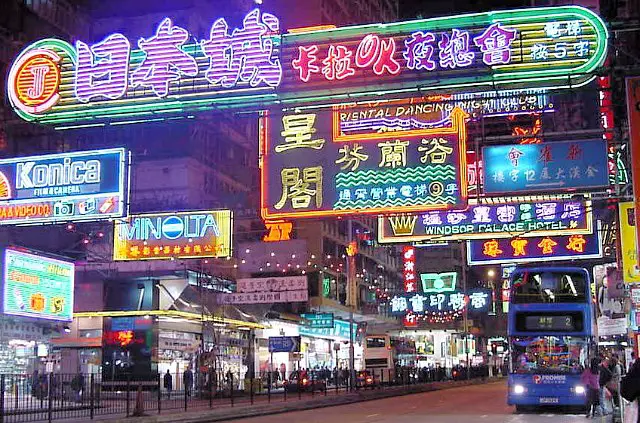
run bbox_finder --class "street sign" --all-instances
[302,313,334,329]
[268,336,300,353]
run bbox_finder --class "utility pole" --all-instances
[346,219,356,390]
[461,242,470,380]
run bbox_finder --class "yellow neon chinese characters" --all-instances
[335,143,368,171]
[510,238,528,257]
[276,114,325,152]
[483,240,503,258]
[538,237,558,254]
[378,140,409,168]
[566,235,586,252]
[274,167,323,210]
[418,137,453,164]
[264,221,293,241]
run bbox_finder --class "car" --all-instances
[283,371,327,392]
[356,370,380,389]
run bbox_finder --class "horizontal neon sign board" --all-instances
[113,210,233,260]
[466,229,603,265]
[7,6,606,128]
[0,148,128,225]
[3,249,74,322]
[378,195,592,243]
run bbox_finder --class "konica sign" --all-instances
[0,149,129,225]
[113,210,233,260]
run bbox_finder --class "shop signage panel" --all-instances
[301,313,334,329]
[597,316,628,336]
[390,288,492,315]
[402,246,417,293]
[2,249,74,322]
[113,210,232,260]
[0,148,128,225]
[626,77,640,269]
[299,319,352,340]
[466,230,602,265]
[219,290,308,305]
[236,275,308,293]
[7,6,606,128]
[618,202,640,283]
[631,287,640,308]
[420,272,457,293]
[268,336,301,353]
[482,139,609,194]
[378,196,592,243]
[261,106,468,219]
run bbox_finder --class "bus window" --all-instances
[366,336,387,349]
[512,271,587,304]
[510,336,587,375]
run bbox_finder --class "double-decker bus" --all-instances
[507,266,594,411]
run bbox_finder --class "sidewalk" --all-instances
[54,377,502,423]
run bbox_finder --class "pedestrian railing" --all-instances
[0,366,492,422]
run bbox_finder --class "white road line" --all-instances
[480,415,488,418]
[366,413,380,418]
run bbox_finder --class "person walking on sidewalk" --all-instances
[582,358,602,418]
[184,367,194,397]
[164,370,173,399]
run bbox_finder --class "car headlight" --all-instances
[513,384,525,394]
[575,385,586,395]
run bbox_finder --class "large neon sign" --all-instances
[260,106,468,219]
[113,210,233,260]
[7,6,607,128]
[0,149,128,225]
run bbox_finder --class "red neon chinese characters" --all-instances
[292,45,320,82]
[403,246,417,293]
[292,35,400,83]
[322,45,355,80]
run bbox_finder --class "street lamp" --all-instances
[487,269,496,278]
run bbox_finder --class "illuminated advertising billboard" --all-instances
[113,210,232,261]
[2,249,74,321]
[466,228,603,265]
[7,6,606,128]
[261,106,468,219]
[378,195,592,243]
[0,148,129,225]
[482,139,609,194]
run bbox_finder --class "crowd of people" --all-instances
[581,352,637,419]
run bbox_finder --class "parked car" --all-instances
[356,370,380,389]
[283,370,327,392]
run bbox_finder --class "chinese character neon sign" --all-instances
[403,246,417,292]
[7,6,607,128]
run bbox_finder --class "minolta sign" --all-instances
[119,213,221,241]
[0,148,129,225]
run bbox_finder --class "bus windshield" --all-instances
[510,336,587,375]
[512,271,587,304]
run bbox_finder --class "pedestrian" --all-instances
[70,372,84,403]
[581,358,602,418]
[163,370,172,399]
[599,356,613,416]
[183,367,194,397]
[608,355,622,409]
[621,359,640,423]
[629,352,637,373]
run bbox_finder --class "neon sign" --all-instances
[378,195,593,243]
[0,149,128,225]
[260,106,468,219]
[403,246,417,293]
[7,6,607,128]
[113,210,233,261]
[466,228,603,265]
[390,288,492,315]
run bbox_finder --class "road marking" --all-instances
[366,414,380,418]
[481,415,488,418]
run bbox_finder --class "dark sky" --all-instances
[399,0,532,19]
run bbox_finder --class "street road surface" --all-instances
[225,381,614,423]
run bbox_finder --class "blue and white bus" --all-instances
[507,266,595,411]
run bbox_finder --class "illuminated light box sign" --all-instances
[260,107,468,219]
[390,288,492,315]
[421,272,457,293]
[466,229,603,266]
[113,210,232,260]
[482,139,609,194]
[0,148,128,225]
[2,249,74,321]
[403,246,417,292]
[378,195,592,243]
[7,6,606,128]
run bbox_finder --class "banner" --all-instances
[235,276,308,293]
[618,202,640,283]
[626,78,640,269]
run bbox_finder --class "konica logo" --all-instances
[119,213,221,241]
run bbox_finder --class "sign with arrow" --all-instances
[268,336,301,353]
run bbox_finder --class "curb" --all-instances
[101,377,503,423]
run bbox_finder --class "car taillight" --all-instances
[366,378,372,383]
[302,378,308,384]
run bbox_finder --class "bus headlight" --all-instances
[574,385,586,395]
[513,385,525,395]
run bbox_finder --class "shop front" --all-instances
[256,320,299,382]
[300,319,363,371]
